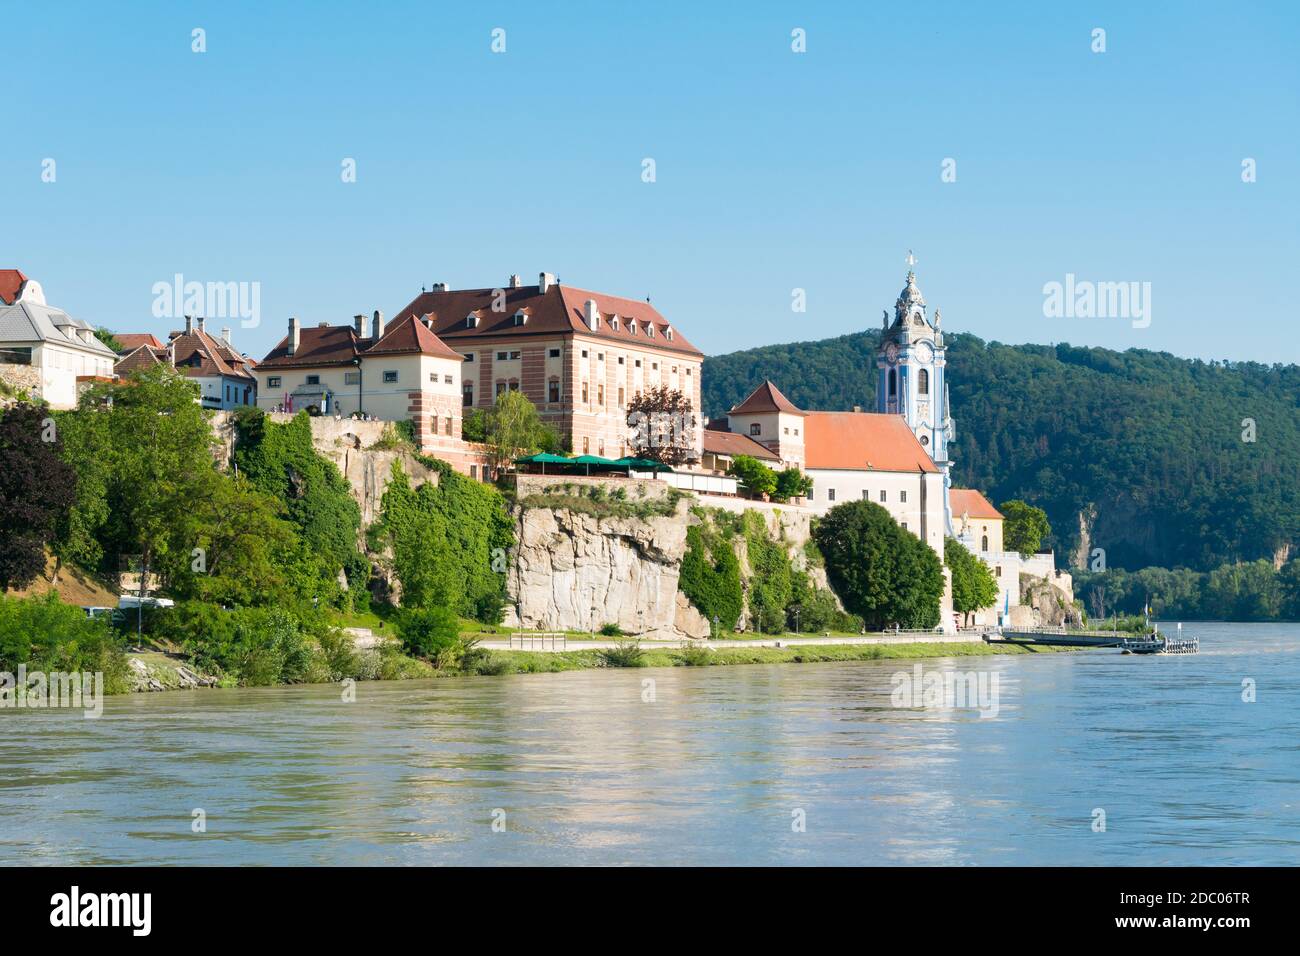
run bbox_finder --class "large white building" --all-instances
[0,270,118,409]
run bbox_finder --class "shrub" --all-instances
[0,593,129,692]
[674,642,713,667]
[396,606,461,659]
[678,523,743,632]
[599,622,624,637]
[600,640,645,667]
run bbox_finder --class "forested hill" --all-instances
[702,332,1300,573]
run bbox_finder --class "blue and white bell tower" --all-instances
[876,255,956,531]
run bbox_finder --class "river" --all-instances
[3,622,1297,865]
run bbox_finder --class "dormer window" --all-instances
[512,310,528,326]
[665,326,673,341]
[646,324,655,338]
[629,320,638,335]
[466,312,480,328]
[610,316,620,332]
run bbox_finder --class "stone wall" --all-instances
[0,363,42,401]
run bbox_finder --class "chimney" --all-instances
[221,327,232,345]
[853,405,862,413]
[354,313,368,338]
[373,309,385,339]
[288,316,300,356]
[509,274,521,289]
[430,282,449,293]
[184,315,193,335]
[539,272,555,294]
[584,298,600,329]
[197,316,206,334]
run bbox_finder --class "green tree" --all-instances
[0,404,77,591]
[481,391,556,475]
[774,467,813,502]
[813,500,944,629]
[678,524,744,632]
[395,606,461,658]
[94,327,124,352]
[1000,499,1051,555]
[727,454,777,499]
[945,537,999,626]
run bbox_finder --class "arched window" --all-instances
[918,368,929,395]
[981,534,989,551]
[888,368,897,397]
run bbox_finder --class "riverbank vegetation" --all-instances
[1077,559,1300,623]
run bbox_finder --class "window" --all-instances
[582,437,589,453]
[464,352,475,362]
[610,317,620,332]
[749,423,761,436]
[509,380,520,392]
[793,427,799,435]
[995,565,1001,577]
[597,384,604,406]
[513,311,527,326]
[496,351,508,361]
[901,522,908,531]
[429,372,437,382]
[784,427,789,435]
[686,368,692,376]
[383,371,398,384]
[581,349,589,358]
[982,535,990,552]
[344,371,360,385]
[268,376,281,388]
[581,382,589,403]
[548,348,560,358]
[463,383,474,406]
[509,351,521,360]
[862,490,870,500]
[666,327,673,341]
[900,490,908,503]
[828,488,836,502]
[598,439,605,456]
[0,346,32,365]
[306,375,320,386]
[548,379,560,403]
[470,465,477,480]
[646,324,655,338]
[598,353,604,362]
[652,362,658,370]
[918,368,930,395]
[888,368,897,397]
[634,359,642,368]
[618,356,624,365]
[879,490,887,502]
[444,374,453,384]
[444,416,452,436]
[495,381,507,398]
[617,387,624,407]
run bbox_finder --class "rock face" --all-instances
[1018,572,1082,627]
[505,476,692,636]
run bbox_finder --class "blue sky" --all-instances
[3,1,1297,363]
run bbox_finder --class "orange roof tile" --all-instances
[366,314,464,360]
[803,412,938,473]
[729,380,803,415]
[0,269,29,305]
[949,489,1003,520]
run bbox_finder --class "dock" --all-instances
[982,625,1198,655]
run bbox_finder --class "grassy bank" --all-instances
[481,639,1078,675]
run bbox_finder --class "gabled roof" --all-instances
[803,411,938,474]
[702,429,780,462]
[115,344,168,375]
[729,380,803,415]
[259,325,365,369]
[365,314,465,360]
[0,269,28,305]
[389,281,704,357]
[169,328,257,380]
[0,299,118,356]
[949,489,1002,520]
[115,332,165,353]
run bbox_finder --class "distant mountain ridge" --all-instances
[702,331,1300,572]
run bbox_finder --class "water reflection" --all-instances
[2,623,1298,865]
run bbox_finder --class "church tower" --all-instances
[876,260,956,530]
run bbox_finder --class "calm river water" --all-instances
[3,622,1297,865]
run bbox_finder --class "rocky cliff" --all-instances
[504,476,695,637]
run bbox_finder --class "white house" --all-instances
[116,317,258,410]
[0,270,118,409]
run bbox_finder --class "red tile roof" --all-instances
[259,325,365,369]
[365,314,465,360]
[803,412,938,473]
[949,489,1003,520]
[702,429,780,461]
[729,380,803,415]
[170,328,257,380]
[390,281,704,357]
[115,345,168,375]
[115,332,165,353]
[0,269,28,305]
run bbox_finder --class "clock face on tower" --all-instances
[915,341,934,363]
